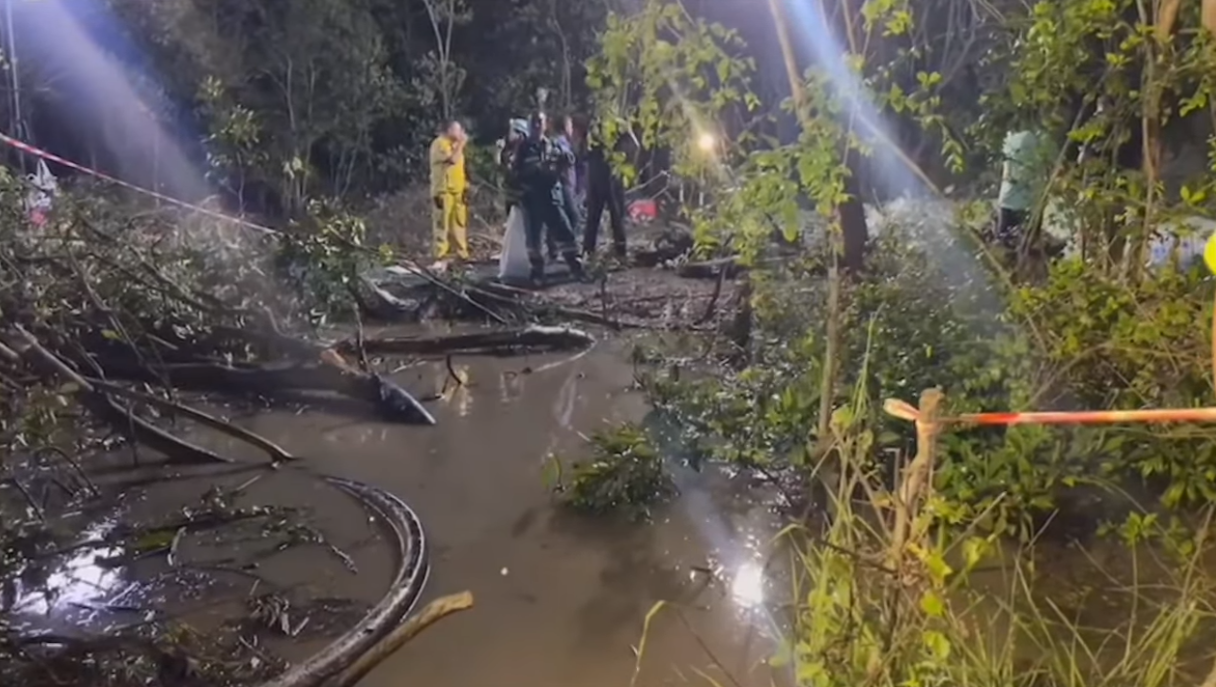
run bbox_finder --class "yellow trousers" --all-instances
[433,192,469,259]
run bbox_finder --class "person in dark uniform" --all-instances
[512,111,584,284]
[503,117,560,259]
[555,115,583,242]
[580,118,627,258]
[499,118,529,214]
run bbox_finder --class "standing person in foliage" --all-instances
[555,115,582,246]
[581,118,627,259]
[512,111,585,285]
[429,120,469,267]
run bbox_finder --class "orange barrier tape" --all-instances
[894,292,1216,427]
[950,407,1216,426]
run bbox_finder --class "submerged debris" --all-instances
[0,464,394,687]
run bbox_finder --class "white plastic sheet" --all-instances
[498,205,531,281]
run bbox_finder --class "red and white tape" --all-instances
[0,130,276,234]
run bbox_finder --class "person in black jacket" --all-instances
[499,118,529,213]
[579,119,627,258]
[513,111,584,284]
[501,117,560,259]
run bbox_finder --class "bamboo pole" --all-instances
[326,591,474,687]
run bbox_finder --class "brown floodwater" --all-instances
[10,323,1216,686]
[179,336,794,686]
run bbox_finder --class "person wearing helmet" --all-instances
[499,118,530,213]
[500,117,557,259]
[512,111,585,284]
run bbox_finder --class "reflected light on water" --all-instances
[436,362,473,417]
[730,560,766,608]
[15,520,123,616]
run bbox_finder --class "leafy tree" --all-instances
[107,0,404,213]
[462,0,613,129]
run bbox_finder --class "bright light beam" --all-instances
[779,0,926,197]
[14,0,210,201]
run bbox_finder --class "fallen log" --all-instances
[83,353,436,425]
[463,284,634,329]
[88,378,296,463]
[675,256,743,279]
[12,326,233,464]
[342,325,595,357]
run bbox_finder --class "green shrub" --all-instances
[553,424,676,519]
[643,227,1216,537]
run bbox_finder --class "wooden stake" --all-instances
[326,591,474,687]
[887,388,943,569]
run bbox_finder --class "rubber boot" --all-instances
[528,260,546,288]
[565,253,586,281]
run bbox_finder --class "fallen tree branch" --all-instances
[33,446,100,496]
[0,340,20,363]
[13,325,232,464]
[87,378,297,463]
[400,263,509,325]
[443,355,463,389]
[82,352,436,426]
[325,591,474,687]
[525,341,597,374]
[342,325,595,357]
[676,256,743,280]
[464,284,650,329]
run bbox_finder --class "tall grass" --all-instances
[775,375,1216,687]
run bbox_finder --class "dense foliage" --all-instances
[3,0,617,215]
[586,0,1216,684]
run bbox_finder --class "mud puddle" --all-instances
[3,447,385,677]
[181,335,792,686]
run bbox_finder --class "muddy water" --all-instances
[5,456,382,656]
[191,342,791,686]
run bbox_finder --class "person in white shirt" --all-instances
[996,129,1050,250]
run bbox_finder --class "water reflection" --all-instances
[553,369,580,430]
[14,519,123,616]
[435,362,473,418]
[730,560,766,608]
[499,370,523,403]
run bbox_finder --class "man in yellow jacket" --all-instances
[429,120,469,263]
